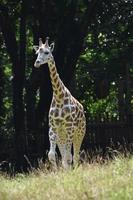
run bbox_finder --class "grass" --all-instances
[0,155,133,200]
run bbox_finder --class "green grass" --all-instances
[0,156,133,200]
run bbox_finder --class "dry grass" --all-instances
[0,155,133,200]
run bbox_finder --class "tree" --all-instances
[0,41,4,124]
[0,0,100,170]
[1,0,132,170]
[76,0,133,120]
[25,0,100,160]
[0,1,28,171]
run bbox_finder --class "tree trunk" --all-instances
[0,2,28,171]
[13,0,28,171]
[0,58,4,122]
[125,63,132,123]
[118,79,125,121]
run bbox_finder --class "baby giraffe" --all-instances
[34,37,86,169]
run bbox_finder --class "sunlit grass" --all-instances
[0,155,133,200]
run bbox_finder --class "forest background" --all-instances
[0,0,133,172]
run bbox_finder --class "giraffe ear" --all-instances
[33,45,39,52]
[50,43,55,52]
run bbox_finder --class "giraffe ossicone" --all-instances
[34,37,86,169]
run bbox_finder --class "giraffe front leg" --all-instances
[48,130,57,168]
[58,142,72,169]
[73,132,85,167]
[57,143,67,169]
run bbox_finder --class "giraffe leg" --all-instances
[73,131,85,167]
[48,130,57,168]
[65,143,72,167]
[58,142,72,169]
[57,143,66,168]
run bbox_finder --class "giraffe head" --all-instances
[34,37,55,68]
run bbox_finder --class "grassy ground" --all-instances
[0,156,133,200]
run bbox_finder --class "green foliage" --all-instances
[0,0,133,169]
[75,0,133,120]
[0,38,13,136]
[1,0,132,124]
[76,60,118,120]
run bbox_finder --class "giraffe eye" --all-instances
[39,48,44,53]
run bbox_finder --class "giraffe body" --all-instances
[49,87,86,168]
[34,38,86,168]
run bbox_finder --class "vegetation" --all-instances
[0,2,133,199]
[0,0,133,171]
[0,156,133,200]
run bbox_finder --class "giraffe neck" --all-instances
[48,59,65,104]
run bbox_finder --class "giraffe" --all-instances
[33,37,86,169]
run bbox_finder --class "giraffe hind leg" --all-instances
[65,142,72,168]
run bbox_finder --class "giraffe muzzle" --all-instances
[34,60,41,68]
